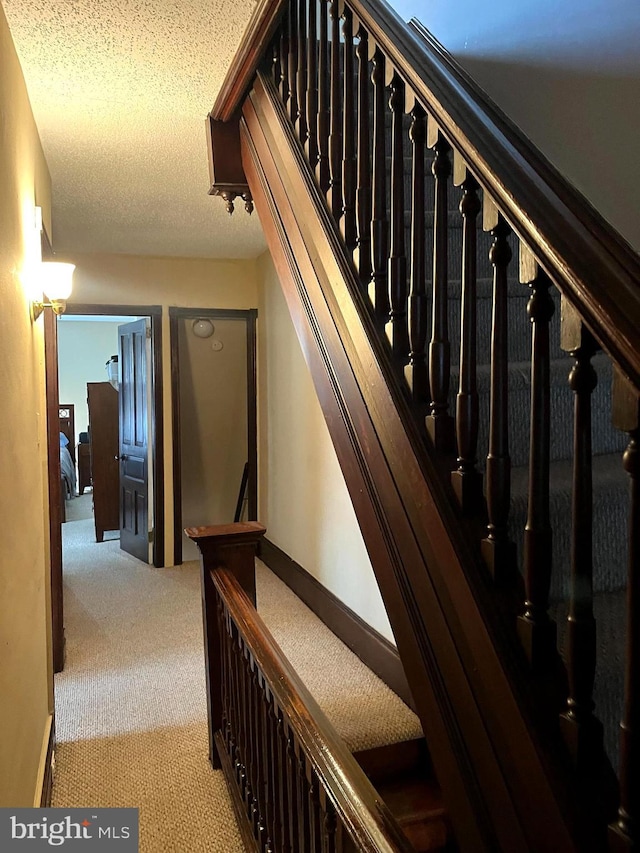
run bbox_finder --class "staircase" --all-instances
[203,0,640,850]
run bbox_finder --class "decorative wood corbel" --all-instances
[206,112,253,215]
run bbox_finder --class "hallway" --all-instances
[53,514,421,851]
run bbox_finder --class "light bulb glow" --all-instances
[41,262,75,300]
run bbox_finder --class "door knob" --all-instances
[115,454,128,461]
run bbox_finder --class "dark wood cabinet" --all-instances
[87,382,119,542]
[77,443,91,495]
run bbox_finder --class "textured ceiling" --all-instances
[3,0,267,258]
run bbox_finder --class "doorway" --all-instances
[170,308,257,565]
[59,303,165,566]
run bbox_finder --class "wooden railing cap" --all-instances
[185,521,266,543]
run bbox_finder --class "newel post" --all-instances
[186,521,266,766]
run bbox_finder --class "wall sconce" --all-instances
[31,261,75,321]
[192,318,214,339]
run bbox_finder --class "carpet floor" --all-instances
[53,517,421,851]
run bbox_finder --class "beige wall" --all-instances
[257,253,394,642]
[62,253,259,564]
[179,318,248,561]
[0,5,54,806]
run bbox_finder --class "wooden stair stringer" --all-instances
[240,70,581,853]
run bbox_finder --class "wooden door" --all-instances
[118,319,150,562]
[87,382,119,541]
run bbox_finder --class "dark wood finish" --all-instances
[340,5,357,253]
[406,103,429,406]
[44,308,65,673]
[40,717,55,807]
[279,22,290,105]
[609,373,640,853]
[205,112,253,214]
[87,382,119,543]
[517,269,556,670]
[77,442,91,494]
[118,319,150,562]
[558,304,603,769]
[316,0,330,193]
[451,170,482,513]
[215,0,640,389]
[170,314,182,565]
[150,313,164,568]
[241,75,579,851]
[211,0,285,122]
[169,307,259,566]
[305,0,319,168]
[355,24,372,289]
[425,133,454,452]
[387,73,409,362]
[211,566,415,851]
[64,303,164,567]
[260,537,415,709]
[296,0,308,143]
[234,462,249,523]
[328,0,342,219]
[186,521,266,606]
[370,48,389,326]
[216,731,260,851]
[481,212,517,583]
[353,737,429,784]
[288,0,299,123]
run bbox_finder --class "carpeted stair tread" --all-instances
[509,452,629,597]
[449,355,626,467]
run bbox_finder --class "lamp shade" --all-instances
[41,262,75,300]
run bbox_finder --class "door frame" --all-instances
[62,303,165,568]
[169,307,258,566]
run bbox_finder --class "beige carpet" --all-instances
[64,490,94,523]
[54,517,421,851]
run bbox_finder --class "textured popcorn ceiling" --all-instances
[3,0,267,258]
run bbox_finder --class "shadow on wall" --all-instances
[430,53,640,253]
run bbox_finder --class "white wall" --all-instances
[388,0,640,252]
[257,252,394,642]
[57,319,125,445]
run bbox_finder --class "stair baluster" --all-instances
[288,0,299,125]
[317,0,330,193]
[297,0,308,143]
[272,42,282,92]
[329,0,343,218]
[297,747,311,851]
[370,49,389,326]
[451,165,482,512]
[481,208,517,582]
[341,6,357,252]
[286,731,300,852]
[609,372,640,853]
[279,20,290,107]
[306,0,319,168]
[309,768,323,852]
[387,73,410,363]
[355,25,372,289]
[252,665,267,844]
[517,262,557,670]
[270,701,284,850]
[277,713,292,852]
[426,131,454,451]
[263,688,275,852]
[558,302,604,768]
[242,643,255,819]
[406,101,429,405]
[322,798,338,853]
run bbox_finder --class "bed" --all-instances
[59,404,77,521]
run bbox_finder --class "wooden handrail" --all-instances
[212,0,640,391]
[212,567,414,852]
